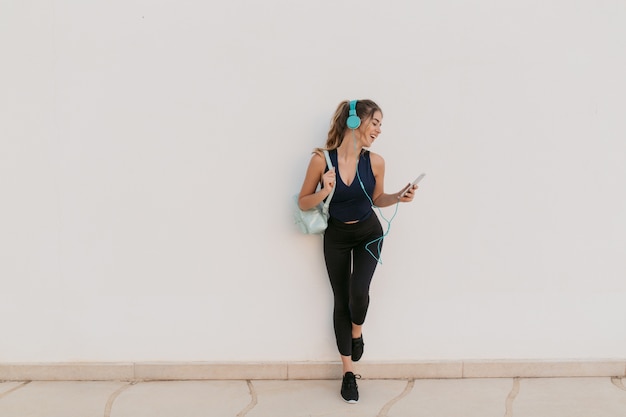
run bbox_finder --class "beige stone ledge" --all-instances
[0,363,134,381]
[1,360,624,381]
[462,359,626,378]
[134,362,288,381]
[284,361,461,380]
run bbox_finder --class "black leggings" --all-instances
[323,214,383,357]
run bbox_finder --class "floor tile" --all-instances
[514,377,626,417]
[109,381,250,417]
[247,379,408,417]
[0,381,126,417]
[388,378,514,417]
[0,382,24,397]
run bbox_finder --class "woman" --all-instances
[298,99,418,403]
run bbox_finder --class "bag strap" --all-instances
[322,150,335,209]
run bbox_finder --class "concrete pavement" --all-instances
[1,377,626,417]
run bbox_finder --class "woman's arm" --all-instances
[370,152,417,207]
[298,152,336,211]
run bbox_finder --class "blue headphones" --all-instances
[346,100,361,129]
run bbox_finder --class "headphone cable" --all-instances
[352,130,400,264]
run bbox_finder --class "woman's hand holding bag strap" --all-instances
[293,150,335,235]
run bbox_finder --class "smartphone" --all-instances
[400,173,426,197]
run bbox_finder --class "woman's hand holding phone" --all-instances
[399,173,426,199]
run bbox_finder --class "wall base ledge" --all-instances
[1,360,624,381]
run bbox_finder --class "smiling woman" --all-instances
[297,99,420,404]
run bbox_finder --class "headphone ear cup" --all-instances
[347,100,361,129]
[346,114,361,129]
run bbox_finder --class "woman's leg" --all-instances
[341,355,354,373]
[349,217,383,327]
[323,234,354,358]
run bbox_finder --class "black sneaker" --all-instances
[352,335,364,362]
[341,372,361,403]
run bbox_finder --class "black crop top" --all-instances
[326,149,376,223]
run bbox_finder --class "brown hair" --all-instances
[315,99,383,153]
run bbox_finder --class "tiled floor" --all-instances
[1,377,625,417]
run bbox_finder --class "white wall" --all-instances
[2,0,625,363]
